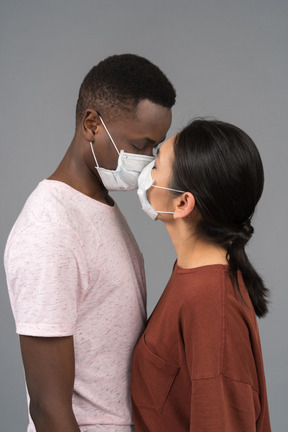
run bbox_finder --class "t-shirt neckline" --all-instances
[42,179,117,210]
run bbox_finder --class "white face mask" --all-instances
[90,115,154,191]
[137,160,185,220]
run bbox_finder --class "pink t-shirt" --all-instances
[4,180,146,432]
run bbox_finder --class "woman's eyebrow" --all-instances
[156,147,161,160]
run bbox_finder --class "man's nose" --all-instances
[140,145,155,157]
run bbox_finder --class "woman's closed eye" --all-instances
[152,160,158,169]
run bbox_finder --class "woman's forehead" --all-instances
[157,135,176,161]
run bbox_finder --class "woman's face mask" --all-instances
[137,160,184,220]
[90,115,155,191]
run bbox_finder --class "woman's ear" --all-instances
[173,192,195,219]
[82,109,101,142]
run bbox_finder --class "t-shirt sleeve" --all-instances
[5,222,89,337]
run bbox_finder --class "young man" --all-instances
[4,54,176,432]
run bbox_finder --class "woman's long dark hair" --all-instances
[171,119,269,317]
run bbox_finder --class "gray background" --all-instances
[0,0,287,430]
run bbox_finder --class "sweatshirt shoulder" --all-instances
[175,264,227,311]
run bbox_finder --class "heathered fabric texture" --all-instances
[5,180,146,432]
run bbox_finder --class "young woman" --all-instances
[131,119,271,431]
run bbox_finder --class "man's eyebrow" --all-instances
[128,137,155,147]
[138,135,167,145]
[130,137,153,143]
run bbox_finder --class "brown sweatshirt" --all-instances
[131,263,271,432]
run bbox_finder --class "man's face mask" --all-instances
[137,160,185,220]
[90,114,154,191]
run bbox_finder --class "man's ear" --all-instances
[82,109,101,142]
[173,192,195,219]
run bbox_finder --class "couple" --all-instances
[4,54,271,432]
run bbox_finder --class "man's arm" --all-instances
[20,335,81,432]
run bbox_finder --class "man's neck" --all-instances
[48,141,114,206]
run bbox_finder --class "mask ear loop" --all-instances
[98,115,120,155]
[151,186,185,215]
[90,114,120,168]
[90,142,100,168]
[152,185,185,193]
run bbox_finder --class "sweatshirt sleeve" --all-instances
[189,374,260,431]
[180,272,261,431]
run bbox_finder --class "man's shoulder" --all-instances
[5,180,127,259]
[5,181,85,251]
[13,179,111,230]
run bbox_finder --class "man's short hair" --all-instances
[76,54,176,124]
